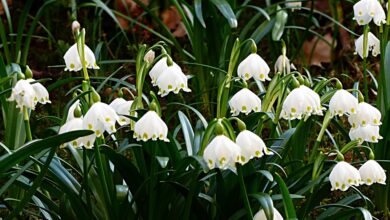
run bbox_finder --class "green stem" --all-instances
[237,164,253,220]
[149,143,157,220]
[362,25,369,101]
[309,111,332,163]
[94,142,111,219]
[23,107,32,142]
[77,29,89,81]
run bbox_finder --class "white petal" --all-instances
[229,88,262,116]
[359,160,386,185]
[134,111,169,142]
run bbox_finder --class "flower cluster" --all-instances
[330,160,386,191]
[8,79,51,110]
[203,130,272,172]
[353,0,386,26]
[149,57,191,97]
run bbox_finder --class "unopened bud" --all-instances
[17,72,25,80]
[144,50,155,63]
[91,87,101,103]
[73,105,82,118]
[72,20,81,33]
[215,120,224,135]
[25,65,33,79]
[166,56,173,67]
[250,40,257,54]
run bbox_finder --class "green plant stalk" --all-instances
[309,111,331,163]
[23,107,32,142]
[237,164,253,220]
[78,29,90,82]
[217,39,240,118]
[362,25,369,101]
[148,143,157,220]
[94,143,112,220]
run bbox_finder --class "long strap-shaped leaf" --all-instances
[273,173,297,219]
[0,130,93,173]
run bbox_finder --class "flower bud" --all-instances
[25,65,33,79]
[144,50,155,63]
[72,20,81,33]
[73,105,82,118]
[91,87,101,103]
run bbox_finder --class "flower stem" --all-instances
[309,111,332,163]
[23,107,32,142]
[148,143,157,220]
[237,164,253,220]
[362,25,369,101]
[94,142,112,219]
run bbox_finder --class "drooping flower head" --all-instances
[155,65,191,97]
[329,161,362,191]
[349,125,382,143]
[149,57,181,85]
[228,88,262,116]
[203,135,242,171]
[348,102,381,128]
[66,100,82,122]
[359,160,386,185]
[8,79,51,111]
[63,43,100,72]
[280,85,324,120]
[329,89,358,117]
[353,0,386,26]
[133,111,169,142]
[238,53,271,81]
[355,32,380,59]
[59,118,96,149]
[236,130,273,164]
[253,208,284,220]
[109,98,135,125]
[82,102,120,138]
[274,54,291,74]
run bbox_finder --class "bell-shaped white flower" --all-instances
[238,53,271,81]
[280,85,324,120]
[59,118,96,148]
[348,102,381,128]
[329,161,362,191]
[109,98,135,125]
[155,65,191,97]
[63,43,100,72]
[83,102,120,137]
[349,125,382,143]
[203,135,242,171]
[149,57,181,85]
[8,79,50,110]
[134,111,169,142]
[236,130,273,164]
[329,89,358,117]
[359,160,386,185]
[228,88,262,116]
[66,100,82,122]
[353,0,386,26]
[253,208,284,220]
[355,32,380,59]
[274,54,291,74]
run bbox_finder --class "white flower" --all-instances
[66,100,82,122]
[329,89,358,117]
[8,79,50,110]
[134,111,169,142]
[155,65,191,97]
[59,118,96,149]
[144,50,155,63]
[329,161,362,191]
[355,32,380,59]
[238,53,271,81]
[280,85,324,120]
[274,54,291,74]
[149,57,181,85]
[348,102,381,128]
[228,88,262,116]
[63,43,99,72]
[203,135,242,171]
[285,1,302,11]
[353,0,386,26]
[109,98,135,125]
[236,130,273,164]
[83,102,120,137]
[349,125,382,143]
[359,160,386,185]
[253,208,284,220]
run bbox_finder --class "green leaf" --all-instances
[194,0,206,28]
[272,7,288,41]
[250,193,274,220]
[0,130,93,173]
[178,111,195,156]
[273,173,297,219]
[210,0,237,28]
